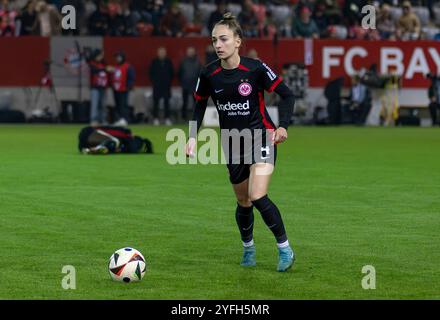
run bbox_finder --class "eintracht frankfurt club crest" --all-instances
[238,82,252,96]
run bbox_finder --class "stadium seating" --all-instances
[389,6,403,22]
[227,3,242,18]
[413,6,430,26]
[330,25,348,39]
[178,2,195,23]
[198,3,217,25]
[422,26,440,39]
[434,7,440,25]
[267,4,292,28]
[4,1,440,40]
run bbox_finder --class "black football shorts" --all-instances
[224,129,277,184]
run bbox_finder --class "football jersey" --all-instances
[194,56,283,131]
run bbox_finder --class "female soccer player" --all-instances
[185,13,296,272]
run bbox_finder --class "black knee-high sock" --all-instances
[252,195,287,244]
[235,203,254,243]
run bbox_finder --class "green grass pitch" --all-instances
[0,124,439,299]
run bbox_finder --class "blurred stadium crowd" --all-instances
[0,0,440,40]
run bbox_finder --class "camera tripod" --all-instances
[32,60,60,121]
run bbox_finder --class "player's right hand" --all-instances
[185,137,196,158]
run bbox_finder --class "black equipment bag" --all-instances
[78,126,153,154]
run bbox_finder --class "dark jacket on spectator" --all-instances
[149,57,174,98]
[292,18,319,38]
[178,56,202,92]
[88,8,109,36]
[17,3,37,36]
[108,14,127,36]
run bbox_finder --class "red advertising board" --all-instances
[0,37,438,88]
[0,37,50,86]
[310,40,438,88]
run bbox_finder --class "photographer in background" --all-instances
[86,49,108,127]
[427,73,440,126]
[348,75,372,126]
[108,51,135,126]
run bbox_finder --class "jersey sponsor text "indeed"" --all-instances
[217,100,250,111]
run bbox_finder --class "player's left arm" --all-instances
[272,82,295,144]
[259,61,295,144]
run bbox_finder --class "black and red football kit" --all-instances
[191,56,295,184]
